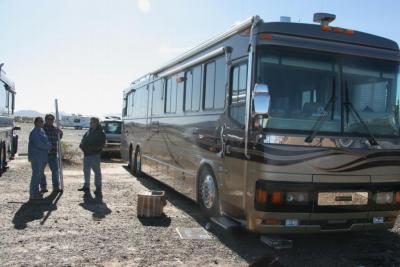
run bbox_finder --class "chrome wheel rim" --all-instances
[201,175,216,209]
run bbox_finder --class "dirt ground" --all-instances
[1,123,400,267]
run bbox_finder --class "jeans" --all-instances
[83,154,102,189]
[30,159,46,198]
[40,154,60,189]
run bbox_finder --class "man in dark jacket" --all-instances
[78,117,106,194]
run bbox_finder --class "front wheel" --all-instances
[198,167,220,218]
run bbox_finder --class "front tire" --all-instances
[198,167,220,217]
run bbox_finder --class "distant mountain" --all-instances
[14,110,43,117]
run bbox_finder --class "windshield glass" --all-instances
[101,121,122,134]
[256,47,400,137]
[343,57,400,136]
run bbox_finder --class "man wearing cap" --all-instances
[40,113,63,193]
[28,117,51,201]
[78,117,106,194]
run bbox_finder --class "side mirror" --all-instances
[13,126,21,131]
[252,84,271,129]
[252,84,271,115]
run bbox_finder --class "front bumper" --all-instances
[250,210,399,234]
[102,143,121,153]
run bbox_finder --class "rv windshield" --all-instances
[256,47,400,137]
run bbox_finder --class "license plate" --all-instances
[318,192,368,206]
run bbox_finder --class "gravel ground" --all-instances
[0,123,399,266]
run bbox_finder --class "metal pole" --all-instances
[55,99,64,190]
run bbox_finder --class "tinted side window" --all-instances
[204,57,226,110]
[0,82,7,115]
[126,92,133,117]
[184,65,202,111]
[8,92,13,114]
[185,70,193,111]
[132,86,148,118]
[204,61,216,109]
[229,63,248,126]
[152,80,163,116]
[122,96,127,117]
[214,57,226,109]
[192,66,201,111]
[165,77,177,113]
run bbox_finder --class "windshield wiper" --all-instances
[305,78,336,143]
[344,81,379,146]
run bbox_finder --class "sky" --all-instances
[1,0,399,116]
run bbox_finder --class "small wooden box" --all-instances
[137,191,166,217]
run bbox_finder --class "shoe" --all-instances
[77,187,90,192]
[53,187,63,193]
[40,188,48,194]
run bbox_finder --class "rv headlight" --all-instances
[286,192,309,204]
[375,192,394,204]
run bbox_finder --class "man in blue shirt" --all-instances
[28,117,51,201]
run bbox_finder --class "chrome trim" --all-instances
[142,154,195,176]
[152,16,260,75]
[245,16,261,158]
[159,46,228,77]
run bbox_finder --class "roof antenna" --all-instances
[313,12,336,26]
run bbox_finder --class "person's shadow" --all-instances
[12,192,62,230]
[79,191,112,220]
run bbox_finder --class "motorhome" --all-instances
[0,63,19,176]
[60,115,90,129]
[121,13,400,233]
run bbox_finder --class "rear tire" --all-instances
[198,167,220,218]
[2,142,6,170]
[128,146,134,172]
[134,148,142,177]
[11,135,18,159]
[0,142,3,177]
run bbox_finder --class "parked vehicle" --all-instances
[60,115,90,129]
[121,13,400,233]
[101,116,122,157]
[0,63,20,176]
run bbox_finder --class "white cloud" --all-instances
[137,0,151,13]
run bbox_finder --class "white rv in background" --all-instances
[60,114,90,129]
